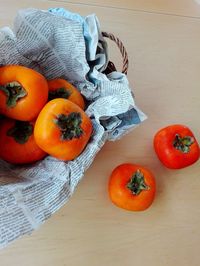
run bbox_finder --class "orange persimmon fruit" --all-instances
[34,98,92,161]
[109,163,156,211]
[154,124,200,169]
[0,118,46,164]
[0,65,48,121]
[48,79,85,109]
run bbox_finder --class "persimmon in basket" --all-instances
[0,65,48,121]
[0,118,46,164]
[34,98,92,161]
[48,78,85,110]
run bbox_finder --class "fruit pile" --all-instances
[0,65,92,164]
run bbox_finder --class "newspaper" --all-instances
[0,8,147,248]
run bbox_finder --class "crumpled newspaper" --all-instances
[0,8,147,248]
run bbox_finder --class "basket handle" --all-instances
[102,31,129,75]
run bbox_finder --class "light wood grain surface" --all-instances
[1,1,200,266]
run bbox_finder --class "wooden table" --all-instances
[1,1,200,265]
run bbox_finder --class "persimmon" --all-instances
[0,119,46,164]
[48,79,85,109]
[0,65,48,121]
[34,98,92,160]
[154,124,200,169]
[109,164,156,211]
